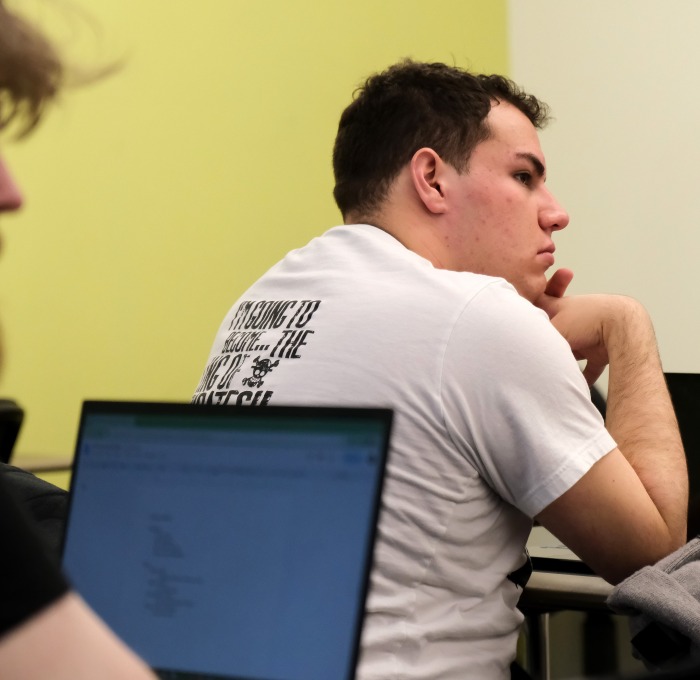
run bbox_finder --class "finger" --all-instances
[544,268,574,299]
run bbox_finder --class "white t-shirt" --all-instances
[194,224,616,679]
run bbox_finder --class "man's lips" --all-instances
[537,245,555,267]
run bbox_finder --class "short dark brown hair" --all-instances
[0,0,63,137]
[332,60,550,220]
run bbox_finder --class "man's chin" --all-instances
[514,280,544,304]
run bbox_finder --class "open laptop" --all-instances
[61,401,392,680]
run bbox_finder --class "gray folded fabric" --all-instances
[607,538,700,670]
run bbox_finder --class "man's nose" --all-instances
[0,157,24,213]
[540,189,569,232]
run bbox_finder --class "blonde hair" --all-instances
[0,1,63,137]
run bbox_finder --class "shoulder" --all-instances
[451,277,563,352]
[441,279,598,452]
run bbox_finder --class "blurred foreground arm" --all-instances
[0,591,157,680]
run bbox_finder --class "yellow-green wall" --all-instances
[0,0,507,461]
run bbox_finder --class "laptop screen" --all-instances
[62,401,392,680]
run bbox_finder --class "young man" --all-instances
[194,61,687,679]
[0,4,156,677]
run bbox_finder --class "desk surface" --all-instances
[528,525,594,575]
[522,526,613,612]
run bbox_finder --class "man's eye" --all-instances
[514,172,532,186]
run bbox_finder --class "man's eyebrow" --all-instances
[516,152,546,179]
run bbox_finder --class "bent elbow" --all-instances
[599,533,687,586]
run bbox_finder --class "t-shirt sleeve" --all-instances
[0,473,69,636]
[441,280,617,517]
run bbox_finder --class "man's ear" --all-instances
[410,147,449,214]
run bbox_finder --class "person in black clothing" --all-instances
[0,462,67,555]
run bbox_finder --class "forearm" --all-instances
[536,282,689,579]
[604,298,688,547]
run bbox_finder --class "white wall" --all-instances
[509,0,700,379]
